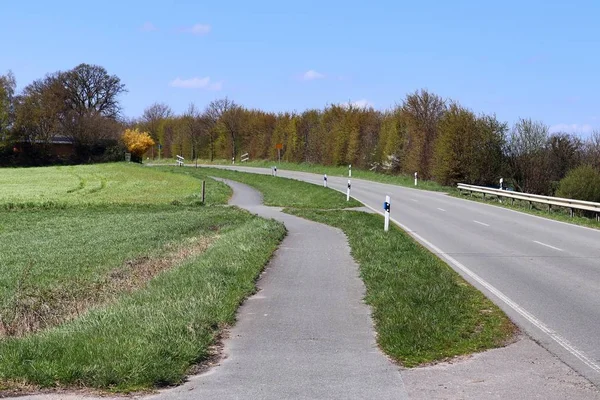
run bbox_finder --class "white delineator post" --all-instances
[349,164,352,178]
[414,172,418,186]
[324,174,328,188]
[384,195,391,232]
[347,180,351,201]
[499,178,504,190]
[274,166,278,177]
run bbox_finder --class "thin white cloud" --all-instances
[550,123,594,135]
[141,22,158,32]
[339,99,374,109]
[350,99,373,108]
[170,77,222,91]
[180,24,211,35]
[303,70,325,81]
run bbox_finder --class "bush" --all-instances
[556,165,600,203]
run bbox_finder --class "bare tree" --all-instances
[60,64,126,119]
[183,103,204,165]
[203,98,244,161]
[583,130,600,170]
[0,71,16,145]
[142,103,173,139]
[402,89,446,178]
[506,118,551,193]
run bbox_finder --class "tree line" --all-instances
[136,92,600,199]
[1,65,599,201]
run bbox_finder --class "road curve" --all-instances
[204,165,600,387]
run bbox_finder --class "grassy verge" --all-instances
[0,216,285,391]
[163,166,362,209]
[453,191,600,230]
[287,209,515,366]
[152,158,452,192]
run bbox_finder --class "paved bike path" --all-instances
[145,179,407,399]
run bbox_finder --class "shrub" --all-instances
[122,128,155,162]
[556,165,600,203]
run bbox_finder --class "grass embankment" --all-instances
[167,167,517,367]
[287,209,515,366]
[0,163,286,392]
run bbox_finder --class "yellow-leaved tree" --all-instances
[122,128,155,162]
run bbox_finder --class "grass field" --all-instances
[166,167,517,367]
[0,163,288,392]
[0,163,227,208]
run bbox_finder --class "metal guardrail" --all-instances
[457,183,600,220]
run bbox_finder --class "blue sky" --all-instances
[2,0,599,136]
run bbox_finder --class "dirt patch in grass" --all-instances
[0,235,217,337]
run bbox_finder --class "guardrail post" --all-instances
[570,208,574,218]
[384,195,390,232]
[347,180,351,201]
[202,180,206,204]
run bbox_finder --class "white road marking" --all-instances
[533,240,564,252]
[410,199,418,202]
[473,220,490,227]
[437,208,446,212]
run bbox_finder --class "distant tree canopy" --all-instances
[2,64,126,165]
[2,65,599,199]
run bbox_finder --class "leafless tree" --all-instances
[204,98,244,161]
[506,118,551,193]
[402,89,446,178]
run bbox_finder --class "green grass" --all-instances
[166,165,516,366]
[0,163,228,208]
[164,166,363,209]
[0,163,287,392]
[286,209,515,367]
[0,206,250,335]
[0,215,285,391]
[152,158,452,192]
[453,191,600,230]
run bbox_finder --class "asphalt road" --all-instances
[206,165,600,387]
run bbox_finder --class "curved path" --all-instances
[149,179,408,399]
